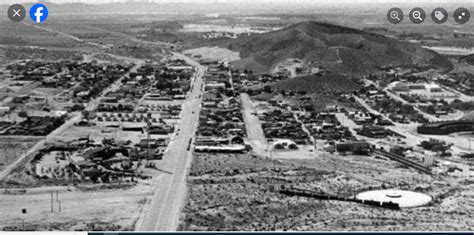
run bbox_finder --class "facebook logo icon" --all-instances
[29,3,48,23]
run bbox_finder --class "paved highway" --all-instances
[137,52,206,231]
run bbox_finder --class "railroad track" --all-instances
[372,149,432,175]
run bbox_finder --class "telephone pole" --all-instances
[50,191,54,212]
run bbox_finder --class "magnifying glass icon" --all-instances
[412,11,422,20]
[387,7,404,24]
[391,11,400,21]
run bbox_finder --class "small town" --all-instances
[0,0,473,232]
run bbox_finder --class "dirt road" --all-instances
[240,93,271,157]
[240,93,265,142]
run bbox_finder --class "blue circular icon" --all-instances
[29,3,48,23]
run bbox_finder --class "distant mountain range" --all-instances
[219,21,453,75]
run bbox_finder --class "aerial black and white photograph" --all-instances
[0,0,473,231]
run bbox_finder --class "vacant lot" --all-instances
[0,137,40,172]
[0,21,80,49]
[183,47,240,62]
[53,124,146,145]
[0,182,153,231]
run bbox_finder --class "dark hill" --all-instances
[460,54,474,66]
[221,21,452,74]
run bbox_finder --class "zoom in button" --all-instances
[387,7,404,24]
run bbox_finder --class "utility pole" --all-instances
[50,191,54,212]
[270,146,274,170]
[345,173,349,198]
[146,121,151,166]
[3,147,7,164]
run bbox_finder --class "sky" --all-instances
[1,0,471,4]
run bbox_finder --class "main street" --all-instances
[137,52,206,231]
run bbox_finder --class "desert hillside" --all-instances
[220,21,452,74]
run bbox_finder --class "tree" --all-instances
[71,104,85,111]
[263,85,272,93]
[303,104,314,112]
[425,105,435,114]
[18,111,28,118]
[432,144,449,153]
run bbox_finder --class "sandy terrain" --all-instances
[179,24,279,34]
[0,182,153,231]
[0,137,40,172]
[183,47,240,63]
[179,151,473,231]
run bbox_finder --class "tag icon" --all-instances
[434,11,444,21]
[431,7,448,24]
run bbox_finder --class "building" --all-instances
[336,141,371,154]
[0,106,10,114]
[194,145,247,153]
[417,121,474,135]
[137,139,168,148]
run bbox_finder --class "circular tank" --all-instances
[356,189,432,208]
